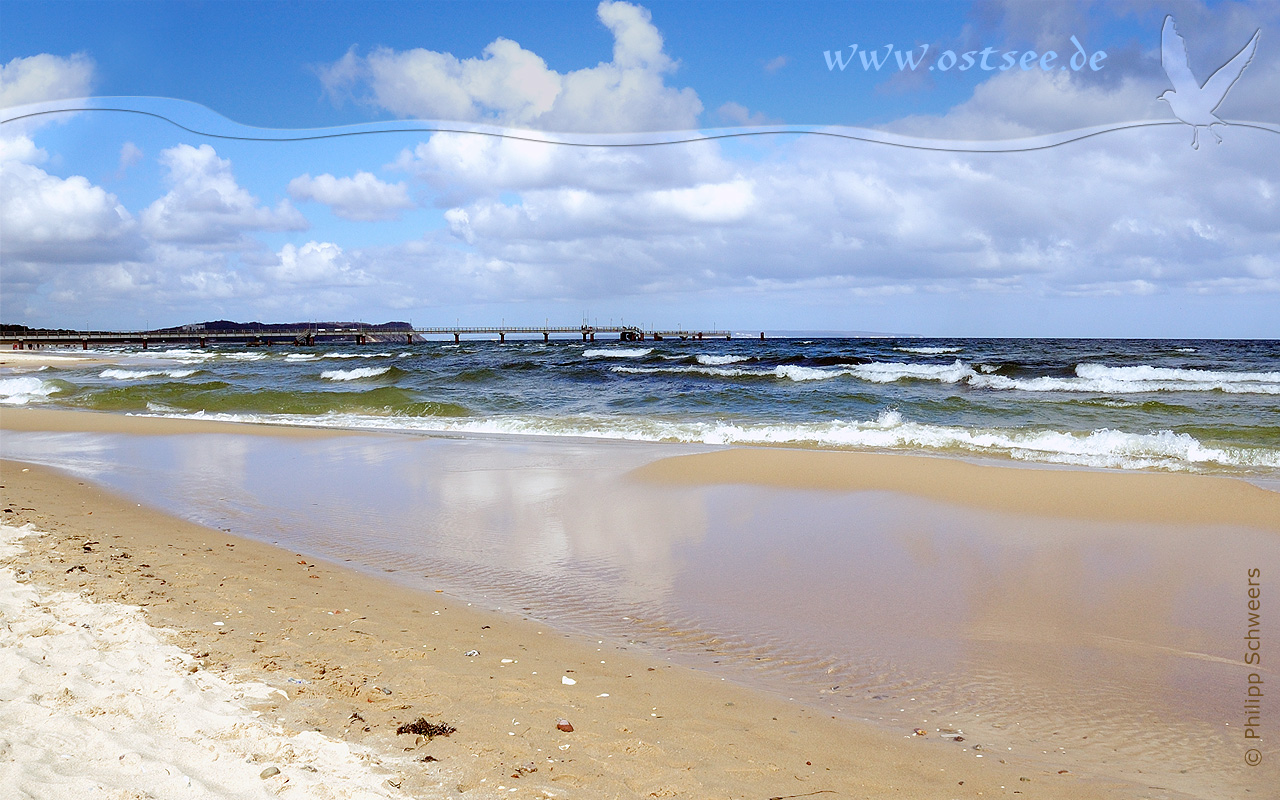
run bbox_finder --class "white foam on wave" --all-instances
[613,365,759,379]
[767,359,1280,395]
[584,348,652,358]
[895,346,962,354]
[146,409,1280,474]
[608,357,1280,395]
[220,352,268,361]
[322,352,395,359]
[1076,363,1280,385]
[696,354,749,365]
[0,522,413,799]
[971,363,1280,394]
[0,377,61,405]
[320,366,391,381]
[100,368,197,380]
[285,353,318,361]
[125,348,215,363]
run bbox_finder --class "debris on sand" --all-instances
[396,717,456,739]
[556,718,574,732]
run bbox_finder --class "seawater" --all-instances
[3,337,1278,476]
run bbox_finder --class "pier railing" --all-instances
[2,324,734,349]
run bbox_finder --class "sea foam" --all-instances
[584,348,653,358]
[100,368,198,380]
[320,366,392,381]
[0,377,61,405]
[144,408,1280,473]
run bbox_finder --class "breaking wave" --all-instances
[584,348,653,358]
[320,366,392,381]
[100,369,199,380]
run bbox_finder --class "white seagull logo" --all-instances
[1159,15,1260,149]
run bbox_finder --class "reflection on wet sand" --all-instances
[2,429,1274,798]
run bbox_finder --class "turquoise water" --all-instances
[4,336,1278,476]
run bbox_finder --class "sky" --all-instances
[1,0,1277,337]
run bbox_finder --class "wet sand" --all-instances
[0,460,1130,799]
[2,407,1277,798]
[632,446,1280,532]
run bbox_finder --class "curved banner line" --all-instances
[3,97,1278,153]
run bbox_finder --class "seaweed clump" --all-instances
[396,718,456,738]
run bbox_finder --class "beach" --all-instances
[2,404,1277,799]
[1,455,1119,800]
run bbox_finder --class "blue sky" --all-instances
[2,0,1278,336]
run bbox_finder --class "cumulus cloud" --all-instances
[0,134,143,266]
[0,53,95,108]
[405,124,1278,305]
[141,144,307,247]
[885,0,1280,138]
[887,68,1170,139]
[319,1,701,131]
[264,241,371,285]
[287,171,414,221]
[392,132,730,204]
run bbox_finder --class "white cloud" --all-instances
[0,135,142,265]
[116,141,143,178]
[141,144,307,247]
[406,124,1279,304]
[888,69,1169,139]
[393,131,730,203]
[0,53,94,108]
[264,241,371,285]
[0,133,45,164]
[319,1,701,132]
[717,101,780,127]
[287,171,413,221]
[763,56,788,74]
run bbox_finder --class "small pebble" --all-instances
[556,719,574,732]
[260,767,280,779]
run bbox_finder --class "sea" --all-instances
[3,336,1278,478]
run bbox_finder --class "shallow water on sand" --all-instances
[3,429,1276,798]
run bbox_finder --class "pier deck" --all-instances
[2,325,735,349]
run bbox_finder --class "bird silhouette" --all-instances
[1159,15,1260,149]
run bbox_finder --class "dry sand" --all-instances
[0,350,120,369]
[632,446,1280,532]
[0,459,1136,800]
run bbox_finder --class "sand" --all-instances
[6,405,1276,798]
[0,458,1137,800]
[632,445,1280,532]
[0,521,409,799]
[0,350,120,369]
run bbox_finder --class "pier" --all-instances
[2,324,736,349]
